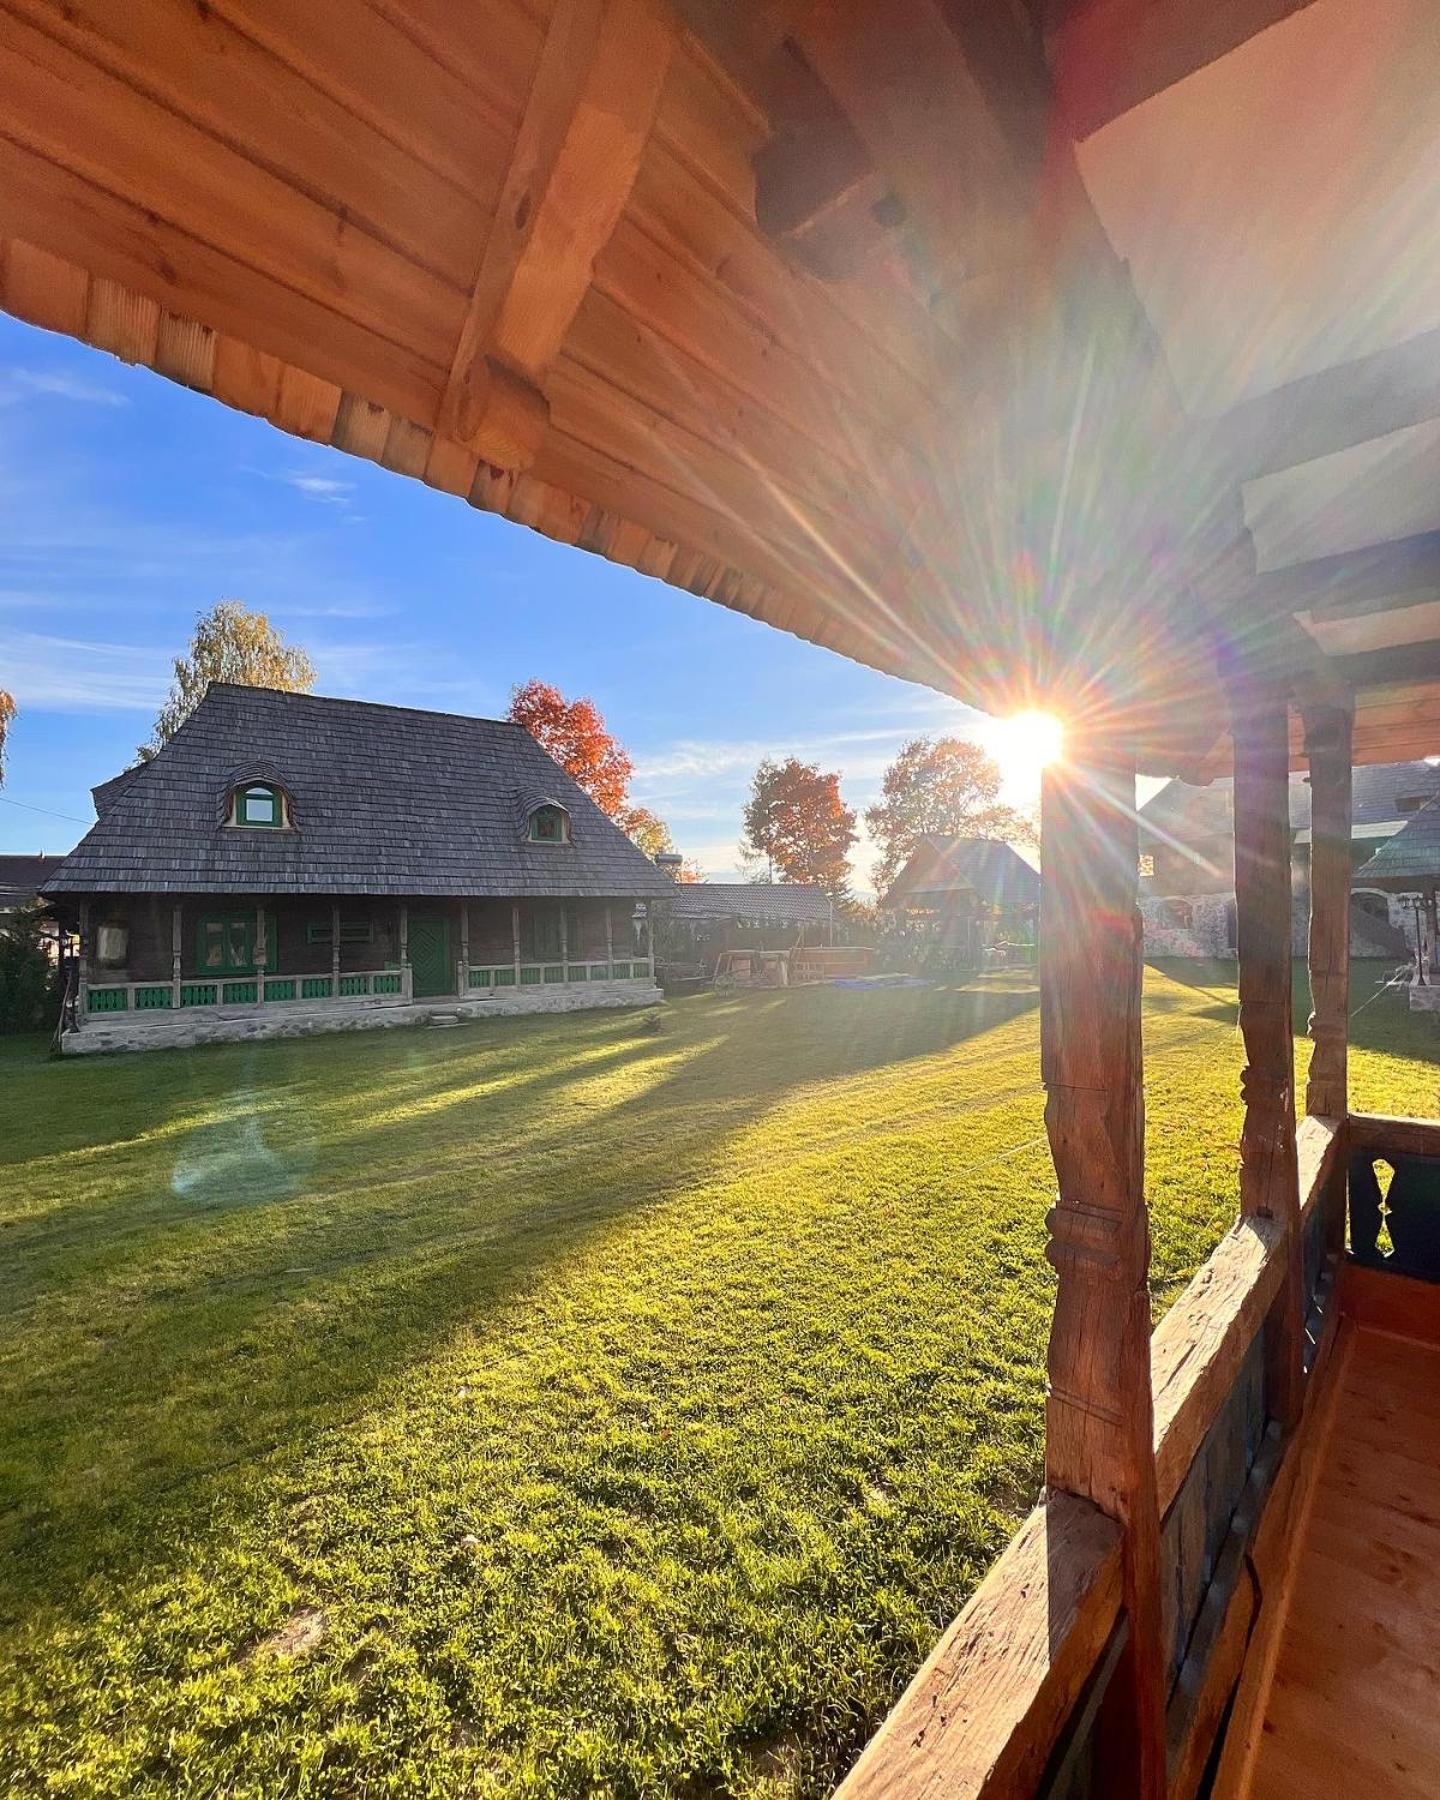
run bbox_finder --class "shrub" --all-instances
[0,904,59,1034]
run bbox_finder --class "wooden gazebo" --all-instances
[4,2,1438,1792]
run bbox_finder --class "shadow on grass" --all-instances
[0,978,1040,1626]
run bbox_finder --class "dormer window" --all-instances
[233,783,286,828]
[528,803,570,844]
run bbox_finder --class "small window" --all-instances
[233,783,285,827]
[306,918,375,946]
[527,804,569,844]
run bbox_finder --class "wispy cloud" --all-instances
[0,630,166,712]
[281,472,356,504]
[0,367,130,408]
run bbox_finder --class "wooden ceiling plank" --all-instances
[12,0,491,295]
[1046,0,1320,141]
[437,0,676,468]
[0,6,462,374]
[1256,530,1440,621]
[0,134,444,422]
[1217,326,1440,485]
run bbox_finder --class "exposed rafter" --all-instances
[1254,530,1440,621]
[437,0,675,468]
[1215,327,1440,485]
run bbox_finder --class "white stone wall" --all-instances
[1139,895,1235,958]
[63,979,663,1055]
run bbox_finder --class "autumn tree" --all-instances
[140,600,316,761]
[507,679,632,814]
[507,679,678,858]
[865,735,1036,896]
[0,690,15,786]
[620,805,673,859]
[741,756,857,896]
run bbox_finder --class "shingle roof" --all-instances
[0,854,67,909]
[1140,760,1440,840]
[1355,794,1440,882]
[662,882,834,924]
[43,685,677,899]
[902,836,1041,907]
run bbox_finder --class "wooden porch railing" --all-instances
[837,686,1416,1798]
[79,967,411,1017]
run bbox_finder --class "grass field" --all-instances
[1,962,1434,1797]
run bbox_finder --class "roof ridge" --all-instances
[205,682,525,731]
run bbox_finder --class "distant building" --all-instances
[1137,761,1435,958]
[0,855,67,923]
[881,836,1040,963]
[41,685,673,1054]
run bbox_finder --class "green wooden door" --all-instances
[409,915,452,998]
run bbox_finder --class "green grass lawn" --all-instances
[1,962,1434,1797]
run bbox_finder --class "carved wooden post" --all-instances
[171,903,182,1009]
[1231,680,1304,1428]
[458,900,470,997]
[399,903,410,999]
[1302,701,1352,1119]
[254,902,267,1004]
[1040,738,1165,1800]
[331,902,341,995]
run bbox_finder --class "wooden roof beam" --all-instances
[1045,0,1321,141]
[1254,530,1440,622]
[1216,326,1440,484]
[438,0,675,469]
[784,0,1040,288]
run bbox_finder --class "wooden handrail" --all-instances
[1347,1111,1440,1157]
[839,1112,1349,1798]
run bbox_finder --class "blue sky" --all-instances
[0,311,1005,891]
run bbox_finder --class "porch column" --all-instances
[559,901,569,973]
[604,903,614,971]
[78,898,90,1020]
[512,902,522,983]
[1302,701,1353,1119]
[171,903,182,1009]
[254,902,266,1004]
[399,903,410,1000]
[331,903,341,995]
[1231,679,1304,1428]
[643,904,654,978]
[458,900,470,997]
[1040,738,1165,1800]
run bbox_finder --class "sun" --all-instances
[979,709,1065,799]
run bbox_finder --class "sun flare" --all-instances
[980,709,1065,799]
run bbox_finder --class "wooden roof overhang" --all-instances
[1,0,1438,771]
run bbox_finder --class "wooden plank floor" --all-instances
[1248,1325,1440,1799]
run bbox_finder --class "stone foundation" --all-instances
[62,978,663,1055]
[1409,984,1440,1013]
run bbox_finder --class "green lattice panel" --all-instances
[264,979,297,1002]
[610,962,631,979]
[566,966,590,982]
[543,965,565,984]
[180,983,218,1007]
[494,967,517,987]
[222,980,258,1004]
[88,987,128,1013]
[300,977,333,1000]
[373,972,402,994]
[520,966,542,985]
[134,986,172,1010]
[469,967,493,988]
[338,974,369,997]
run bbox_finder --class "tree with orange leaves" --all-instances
[506,679,678,859]
[865,735,1036,897]
[741,756,856,897]
[507,679,634,815]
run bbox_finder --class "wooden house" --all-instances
[882,836,1041,963]
[6,2,1440,1791]
[41,684,671,1053]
